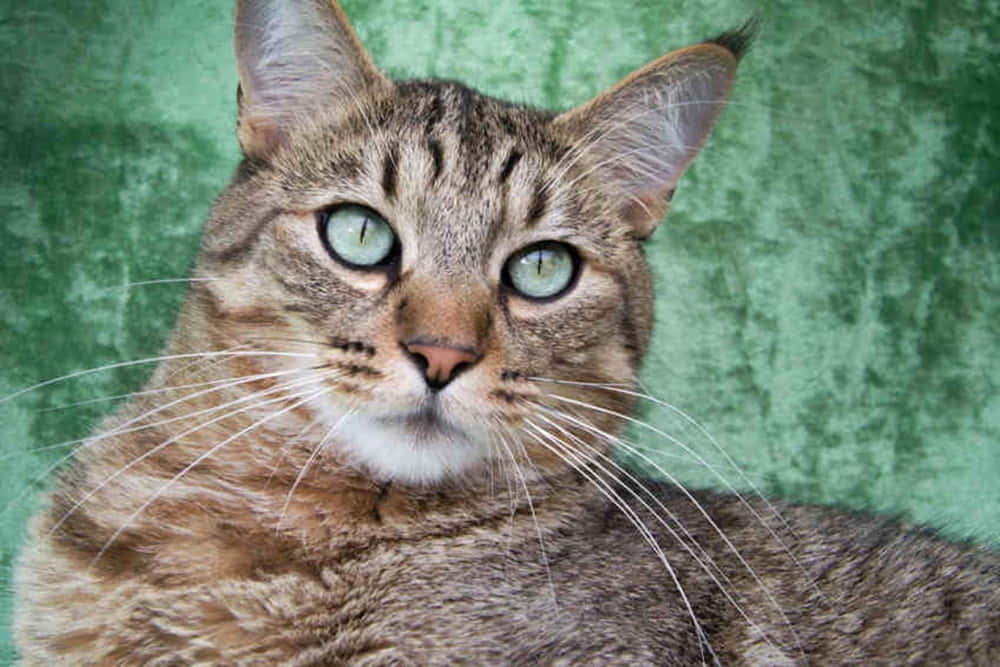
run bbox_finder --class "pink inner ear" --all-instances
[238,113,285,159]
[621,189,675,239]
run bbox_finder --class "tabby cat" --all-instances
[13,0,999,663]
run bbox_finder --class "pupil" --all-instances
[359,217,369,244]
[536,251,543,275]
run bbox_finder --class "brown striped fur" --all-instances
[14,2,998,663]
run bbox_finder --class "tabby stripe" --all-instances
[211,207,283,263]
[428,139,444,183]
[498,148,522,184]
[611,270,642,366]
[382,144,399,200]
[526,182,548,226]
[424,94,444,134]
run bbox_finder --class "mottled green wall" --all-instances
[1,0,998,661]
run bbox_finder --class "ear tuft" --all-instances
[707,17,760,62]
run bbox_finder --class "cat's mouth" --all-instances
[322,397,492,483]
[377,405,463,439]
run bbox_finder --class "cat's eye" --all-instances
[503,242,578,300]
[319,204,397,268]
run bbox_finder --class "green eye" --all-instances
[504,242,577,300]
[320,205,396,267]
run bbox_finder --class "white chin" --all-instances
[332,414,494,485]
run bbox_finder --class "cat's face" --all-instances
[176,0,741,484]
[193,82,652,483]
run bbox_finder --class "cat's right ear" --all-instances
[551,25,754,239]
[233,0,391,158]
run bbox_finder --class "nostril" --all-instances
[451,359,472,378]
[404,346,430,375]
[402,341,479,390]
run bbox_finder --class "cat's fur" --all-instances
[13,1,999,663]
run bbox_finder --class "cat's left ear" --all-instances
[233,0,391,158]
[552,27,754,239]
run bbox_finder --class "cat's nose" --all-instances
[403,342,479,390]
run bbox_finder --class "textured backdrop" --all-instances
[1,0,998,660]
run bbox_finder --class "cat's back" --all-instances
[515,484,1000,664]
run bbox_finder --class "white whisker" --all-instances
[5,366,317,463]
[534,400,807,656]
[89,386,331,570]
[32,371,299,414]
[98,277,222,292]
[532,410,795,659]
[265,414,327,487]
[551,375,801,537]
[1,350,319,406]
[532,377,828,610]
[494,428,559,612]
[47,371,340,539]
[487,418,520,561]
[1,368,328,522]
[520,419,717,665]
[277,407,355,530]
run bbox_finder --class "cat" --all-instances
[11,0,999,663]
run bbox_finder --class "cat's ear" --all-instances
[552,27,753,238]
[233,0,390,158]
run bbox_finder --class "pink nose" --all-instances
[404,343,479,389]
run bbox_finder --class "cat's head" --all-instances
[186,0,748,485]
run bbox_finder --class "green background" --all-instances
[1,0,998,660]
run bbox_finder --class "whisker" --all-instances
[151,345,251,392]
[541,389,741,491]
[88,386,331,570]
[5,366,320,463]
[531,410,787,657]
[487,419,520,559]
[265,414,327,487]
[494,428,559,612]
[163,344,254,380]
[1,350,320,406]
[547,375,800,537]
[535,401,808,655]
[248,336,337,348]
[98,276,222,292]
[520,419,717,665]
[46,371,341,539]
[276,407,355,530]
[532,378,827,609]
[1,368,331,522]
[533,412,727,574]
[32,372,304,414]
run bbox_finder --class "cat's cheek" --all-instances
[501,265,628,362]
[367,365,430,411]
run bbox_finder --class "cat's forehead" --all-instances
[272,80,562,180]
[393,81,557,150]
[257,80,627,270]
